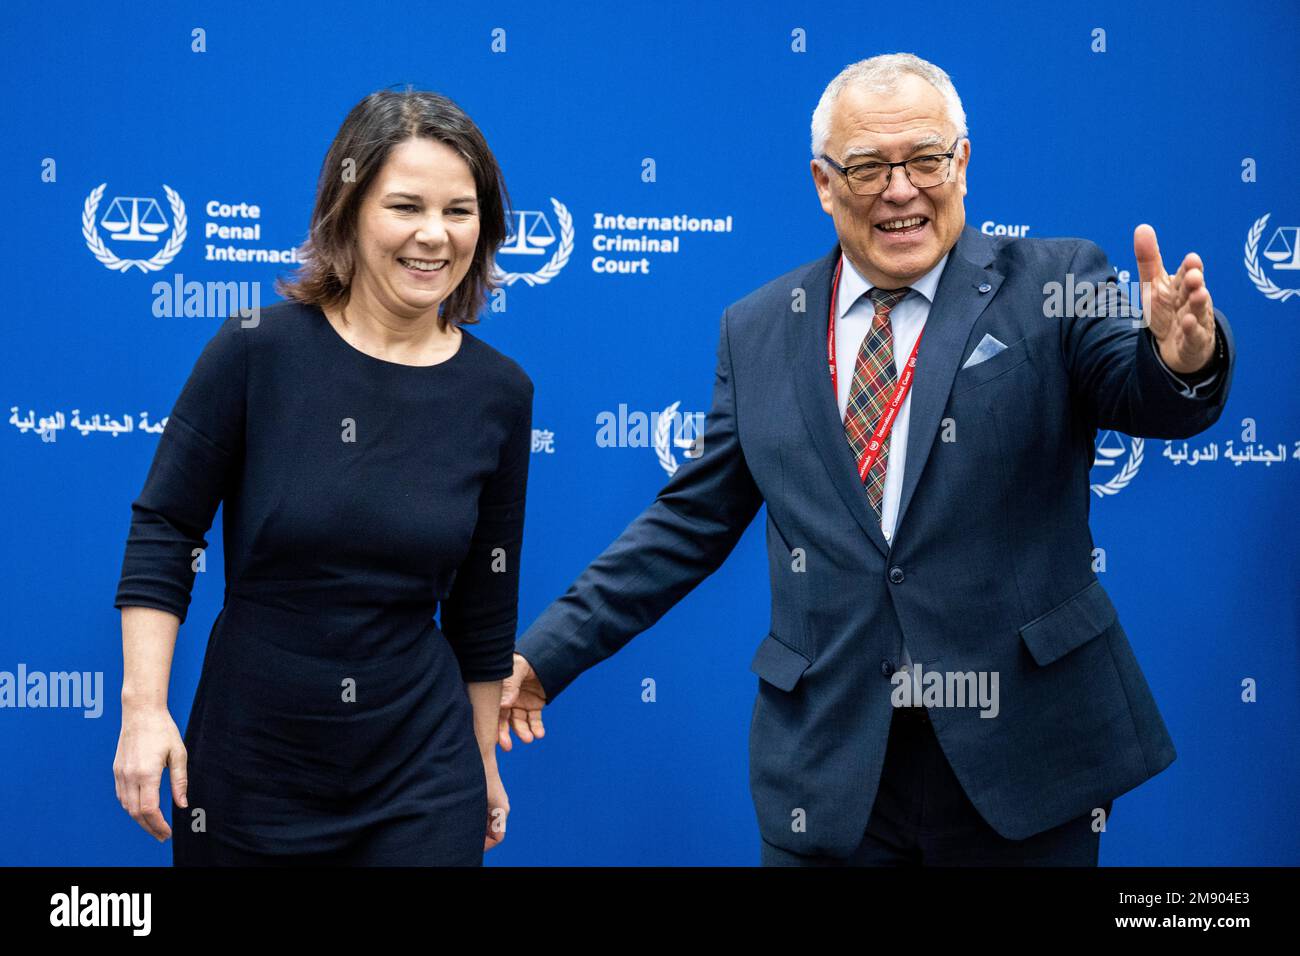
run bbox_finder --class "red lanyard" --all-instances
[827,257,925,482]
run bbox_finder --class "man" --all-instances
[498,53,1234,865]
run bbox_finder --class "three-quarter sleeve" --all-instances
[113,314,248,625]
[440,381,534,682]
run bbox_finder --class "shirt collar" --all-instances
[836,248,951,321]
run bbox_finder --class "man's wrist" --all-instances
[1151,319,1224,382]
[1183,322,1225,381]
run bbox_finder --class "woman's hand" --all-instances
[484,762,509,851]
[113,706,187,842]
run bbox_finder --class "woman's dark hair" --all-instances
[276,87,510,330]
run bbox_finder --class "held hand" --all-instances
[484,764,509,851]
[498,653,547,751]
[113,707,188,842]
[1133,223,1217,375]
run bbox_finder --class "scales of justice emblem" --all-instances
[1091,429,1143,498]
[1244,213,1300,302]
[492,197,574,287]
[82,183,187,273]
[101,196,170,242]
[1261,226,1300,270]
[502,210,555,255]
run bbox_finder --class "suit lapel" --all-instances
[786,226,1002,556]
[893,227,1002,536]
[787,243,892,557]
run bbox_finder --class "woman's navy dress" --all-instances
[114,301,533,865]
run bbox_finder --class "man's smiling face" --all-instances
[811,72,969,288]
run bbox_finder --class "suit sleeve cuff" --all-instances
[1146,321,1226,399]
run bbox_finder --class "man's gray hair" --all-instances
[810,52,968,159]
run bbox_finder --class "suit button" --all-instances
[880,660,895,677]
[889,566,905,584]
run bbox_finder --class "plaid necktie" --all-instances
[844,286,912,518]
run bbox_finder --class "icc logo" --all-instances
[1091,430,1143,497]
[492,197,573,287]
[1244,213,1300,302]
[82,183,187,273]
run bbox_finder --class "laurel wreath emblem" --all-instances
[1244,213,1298,302]
[1091,437,1143,497]
[654,401,684,476]
[82,183,186,273]
[492,197,574,287]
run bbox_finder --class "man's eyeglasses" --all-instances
[820,138,963,195]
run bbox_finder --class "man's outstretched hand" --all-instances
[1133,223,1218,375]
[499,653,548,751]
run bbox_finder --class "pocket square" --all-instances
[961,333,1008,370]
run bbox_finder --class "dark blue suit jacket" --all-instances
[517,224,1235,857]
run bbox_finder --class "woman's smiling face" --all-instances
[351,136,481,320]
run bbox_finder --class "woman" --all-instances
[112,89,532,865]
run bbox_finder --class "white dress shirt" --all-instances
[833,250,1222,687]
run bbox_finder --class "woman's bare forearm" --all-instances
[120,606,180,713]
[466,680,503,767]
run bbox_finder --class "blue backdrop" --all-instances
[2,0,1297,865]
